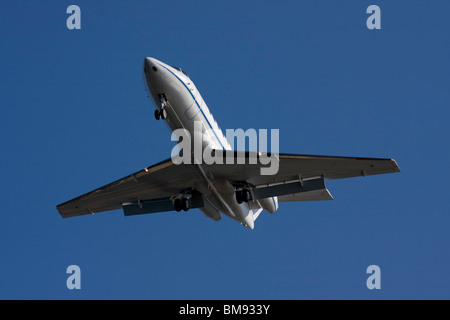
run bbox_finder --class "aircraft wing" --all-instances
[56,159,202,218]
[57,152,400,218]
[203,152,400,184]
[200,151,400,201]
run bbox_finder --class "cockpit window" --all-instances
[170,65,189,77]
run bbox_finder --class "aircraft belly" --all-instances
[164,102,186,132]
[185,101,200,120]
[199,178,253,227]
[159,79,193,129]
[166,100,218,152]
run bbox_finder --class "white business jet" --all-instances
[57,57,400,229]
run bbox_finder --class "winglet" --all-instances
[391,159,401,173]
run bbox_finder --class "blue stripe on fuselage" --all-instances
[156,63,225,150]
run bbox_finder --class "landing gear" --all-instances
[160,108,167,119]
[181,197,190,211]
[154,108,167,120]
[154,109,161,120]
[155,94,168,121]
[236,188,251,204]
[174,197,190,212]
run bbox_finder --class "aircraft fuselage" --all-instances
[143,57,271,229]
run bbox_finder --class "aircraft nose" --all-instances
[144,57,159,73]
[143,57,166,96]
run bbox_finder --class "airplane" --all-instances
[56,57,400,229]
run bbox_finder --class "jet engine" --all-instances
[258,196,278,214]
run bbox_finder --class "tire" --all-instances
[181,197,190,211]
[236,190,243,204]
[244,189,251,202]
[174,198,181,212]
[154,109,161,120]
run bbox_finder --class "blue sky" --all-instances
[0,1,449,299]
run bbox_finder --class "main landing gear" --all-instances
[174,197,190,212]
[236,188,252,204]
[155,94,168,120]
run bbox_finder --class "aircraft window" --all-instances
[170,65,189,77]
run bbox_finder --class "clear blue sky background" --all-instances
[1,1,449,299]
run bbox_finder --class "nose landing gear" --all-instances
[155,94,168,120]
[154,108,167,120]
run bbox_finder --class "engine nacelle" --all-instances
[258,196,278,214]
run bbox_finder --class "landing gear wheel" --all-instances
[243,189,251,202]
[174,198,181,212]
[181,197,190,211]
[154,109,161,120]
[236,190,243,204]
[160,108,167,120]
[236,188,251,204]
